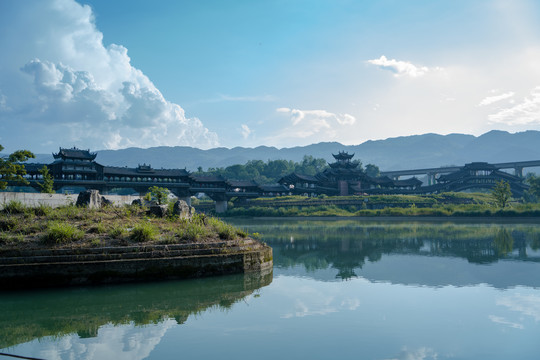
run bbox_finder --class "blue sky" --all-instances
[1,0,540,153]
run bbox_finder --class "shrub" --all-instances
[33,203,52,216]
[42,222,84,244]
[0,217,18,231]
[2,200,26,215]
[208,217,237,240]
[109,226,127,239]
[130,223,158,242]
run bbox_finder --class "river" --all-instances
[1,218,540,359]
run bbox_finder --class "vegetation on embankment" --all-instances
[223,192,540,217]
[0,201,249,250]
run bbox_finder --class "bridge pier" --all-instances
[427,172,437,186]
[514,167,523,178]
[179,196,192,206]
[215,200,228,213]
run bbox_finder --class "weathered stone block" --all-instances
[148,204,169,217]
[101,196,112,207]
[131,199,143,207]
[172,200,194,219]
[76,190,103,209]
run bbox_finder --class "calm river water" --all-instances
[2,218,540,359]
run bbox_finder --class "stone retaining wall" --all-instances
[0,240,273,288]
[0,192,141,209]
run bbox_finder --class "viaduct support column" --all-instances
[515,167,523,178]
[180,196,192,206]
[215,200,228,213]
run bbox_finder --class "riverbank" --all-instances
[223,193,540,218]
[0,202,272,288]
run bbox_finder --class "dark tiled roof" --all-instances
[53,147,97,160]
[190,175,227,183]
[279,173,319,183]
[393,177,422,187]
[259,184,289,192]
[463,162,496,171]
[332,151,355,160]
[369,175,394,185]
[227,180,259,187]
[104,166,190,177]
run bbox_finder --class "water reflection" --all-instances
[0,270,272,350]
[230,219,540,287]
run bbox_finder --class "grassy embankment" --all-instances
[0,201,249,249]
[223,192,540,217]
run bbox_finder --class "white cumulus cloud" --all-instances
[367,55,437,78]
[241,124,251,139]
[273,107,356,144]
[0,0,218,152]
[478,91,515,106]
[488,86,540,125]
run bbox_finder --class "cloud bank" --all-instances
[367,56,436,78]
[0,0,218,152]
[488,87,540,125]
[272,107,356,145]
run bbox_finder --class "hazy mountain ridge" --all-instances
[31,130,540,172]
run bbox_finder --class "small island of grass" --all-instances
[0,201,272,288]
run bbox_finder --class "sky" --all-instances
[1,0,540,153]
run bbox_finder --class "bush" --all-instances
[33,203,52,216]
[208,217,237,240]
[42,222,84,244]
[2,201,26,215]
[109,226,127,239]
[0,217,18,231]
[130,223,158,242]
[181,222,208,241]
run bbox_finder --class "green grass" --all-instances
[224,196,540,218]
[0,203,258,249]
[42,222,84,244]
[1,201,27,215]
[130,223,158,242]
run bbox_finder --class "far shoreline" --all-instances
[225,215,540,223]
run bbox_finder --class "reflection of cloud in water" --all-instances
[488,315,524,329]
[382,347,439,360]
[33,319,176,360]
[497,293,540,322]
[277,278,361,318]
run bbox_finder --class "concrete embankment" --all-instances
[0,239,273,288]
[0,192,141,209]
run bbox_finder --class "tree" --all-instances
[0,144,35,190]
[491,180,512,208]
[365,164,380,177]
[147,186,169,205]
[38,165,54,193]
[526,174,540,200]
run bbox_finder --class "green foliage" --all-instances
[1,200,27,215]
[38,165,54,193]
[200,155,329,184]
[526,174,540,201]
[147,186,169,205]
[42,222,84,244]
[0,144,35,190]
[130,223,158,242]
[109,226,127,239]
[33,203,52,216]
[491,180,512,208]
[207,217,237,240]
[365,164,380,177]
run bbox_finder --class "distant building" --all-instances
[279,151,422,196]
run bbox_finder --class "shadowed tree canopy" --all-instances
[200,155,330,184]
[0,145,35,190]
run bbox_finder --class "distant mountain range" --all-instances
[31,130,540,172]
